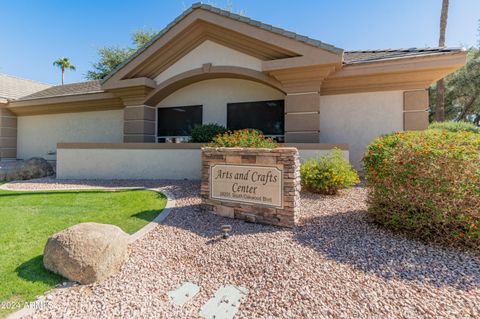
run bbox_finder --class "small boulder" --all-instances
[43,222,129,284]
[6,157,54,181]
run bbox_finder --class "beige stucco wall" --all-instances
[155,40,263,84]
[56,146,348,180]
[57,148,202,180]
[158,78,285,125]
[17,110,123,160]
[320,91,404,169]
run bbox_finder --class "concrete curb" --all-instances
[129,189,176,243]
[2,183,175,319]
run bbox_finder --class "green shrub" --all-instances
[429,121,480,134]
[300,149,359,195]
[209,129,277,148]
[190,123,226,143]
[363,130,480,248]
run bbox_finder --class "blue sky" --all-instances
[1,0,478,85]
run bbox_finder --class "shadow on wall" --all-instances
[293,210,480,291]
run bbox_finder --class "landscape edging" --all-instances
[1,182,175,319]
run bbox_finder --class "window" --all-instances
[227,100,284,137]
[157,105,202,142]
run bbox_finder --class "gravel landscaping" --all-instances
[5,178,479,318]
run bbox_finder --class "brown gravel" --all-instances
[6,178,479,319]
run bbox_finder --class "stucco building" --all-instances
[0,3,467,178]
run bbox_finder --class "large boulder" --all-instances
[6,157,54,181]
[43,223,129,284]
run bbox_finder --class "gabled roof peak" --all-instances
[189,2,342,54]
[101,2,343,84]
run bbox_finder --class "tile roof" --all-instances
[189,3,343,54]
[101,2,344,83]
[343,47,464,64]
[13,48,464,101]
[0,74,51,100]
[17,80,103,101]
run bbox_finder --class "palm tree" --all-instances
[435,0,449,122]
[53,57,76,85]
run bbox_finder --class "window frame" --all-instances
[156,104,203,143]
[226,99,285,139]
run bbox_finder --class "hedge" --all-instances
[363,130,480,248]
[190,123,226,143]
[429,121,480,134]
[209,129,277,148]
[300,149,359,195]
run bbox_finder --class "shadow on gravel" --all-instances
[160,202,284,239]
[294,210,480,291]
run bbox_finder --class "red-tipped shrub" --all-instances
[363,130,480,248]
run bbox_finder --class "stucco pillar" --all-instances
[403,90,429,130]
[268,65,337,143]
[123,105,156,143]
[0,106,17,159]
[284,92,321,142]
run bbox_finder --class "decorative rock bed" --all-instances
[3,179,477,319]
[0,157,54,181]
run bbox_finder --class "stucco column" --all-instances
[0,106,17,159]
[403,90,429,130]
[268,65,337,143]
[284,92,321,142]
[123,105,156,143]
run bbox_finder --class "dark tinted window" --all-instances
[227,100,284,135]
[157,105,202,136]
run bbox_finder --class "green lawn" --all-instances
[0,188,166,317]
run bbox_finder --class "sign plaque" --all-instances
[210,164,283,208]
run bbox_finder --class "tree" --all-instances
[86,30,157,80]
[52,57,76,85]
[435,0,449,122]
[132,29,157,48]
[444,48,480,124]
[430,21,480,126]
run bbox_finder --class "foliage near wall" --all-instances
[300,149,359,195]
[429,120,480,133]
[364,130,480,248]
[209,129,277,148]
[190,123,226,143]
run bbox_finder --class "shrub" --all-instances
[363,130,480,248]
[300,149,359,195]
[209,129,277,148]
[429,121,480,134]
[190,123,226,143]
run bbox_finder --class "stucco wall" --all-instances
[155,40,263,84]
[320,91,404,169]
[56,145,348,180]
[17,110,123,160]
[57,148,202,180]
[158,78,285,125]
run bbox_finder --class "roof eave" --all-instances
[101,2,343,85]
[344,49,467,66]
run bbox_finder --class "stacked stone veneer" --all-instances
[201,147,301,228]
[0,106,17,159]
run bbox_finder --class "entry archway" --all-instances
[144,65,286,106]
